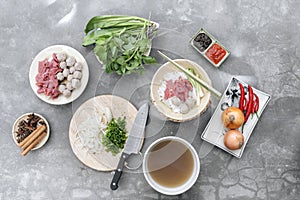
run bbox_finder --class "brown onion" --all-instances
[223,130,244,150]
[221,107,245,129]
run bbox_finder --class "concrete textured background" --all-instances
[0,0,299,199]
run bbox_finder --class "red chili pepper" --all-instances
[252,94,256,114]
[239,83,245,111]
[244,85,253,122]
[251,95,257,119]
[243,98,248,113]
[254,93,259,112]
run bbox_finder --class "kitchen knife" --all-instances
[110,102,149,190]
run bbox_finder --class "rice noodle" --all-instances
[75,107,112,154]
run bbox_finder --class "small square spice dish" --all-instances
[201,77,271,158]
[190,28,230,67]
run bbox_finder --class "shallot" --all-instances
[222,107,244,129]
[223,130,244,150]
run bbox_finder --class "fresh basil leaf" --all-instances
[121,64,126,74]
[113,37,124,48]
[143,55,157,64]
[83,15,157,75]
[116,56,124,65]
[123,43,135,51]
[94,44,107,64]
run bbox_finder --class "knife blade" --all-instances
[110,102,149,190]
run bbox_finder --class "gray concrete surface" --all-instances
[1,0,299,199]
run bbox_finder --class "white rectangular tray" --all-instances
[201,77,271,158]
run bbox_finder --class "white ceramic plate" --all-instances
[150,59,212,122]
[12,113,50,150]
[29,45,89,105]
[69,95,139,171]
[201,77,271,158]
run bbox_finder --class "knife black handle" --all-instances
[110,152,129,190]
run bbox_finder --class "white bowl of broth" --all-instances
[143,136,200,195]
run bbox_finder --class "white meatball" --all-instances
[69,67,75,74]
[73,71,82,79]
[56,72,64,81]
[63,68,69,77]
[186,98,196,109]
[67,74,73,81]
[59,61,67,69]
[58,84,66,93]
[66,81,73,90]
[62,89,71,97]
[171,96,181,106]
[57,52,67,62]
[66,56,76,66]
[74,62,82,71]
[71,78,81,89]
[179,103,189,114]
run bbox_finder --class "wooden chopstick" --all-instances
[157,50,222,99]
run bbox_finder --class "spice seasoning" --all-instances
[193,32,212,52]
[15,113,46,143]
[205,43,227,65]
[190,28,230,67]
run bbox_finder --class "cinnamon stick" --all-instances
[19,125,46,149]
[21,131,47,156]
[18,125,43,147]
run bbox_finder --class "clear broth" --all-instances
[147,139,194,188]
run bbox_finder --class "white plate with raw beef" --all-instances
[150,59,212,122]
[29,45,89,105]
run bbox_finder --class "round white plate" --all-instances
[12,113,50,150]
[29,45,89,105]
